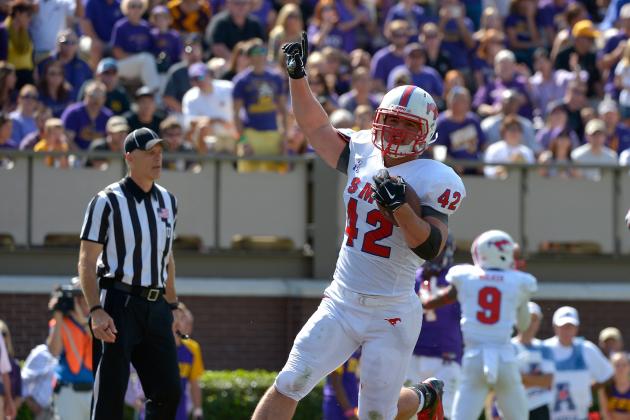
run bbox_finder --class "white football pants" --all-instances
[451,351,528,420]
[406,355,461,418]
[275,281,422,420]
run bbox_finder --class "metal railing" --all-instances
[1,151,629,258]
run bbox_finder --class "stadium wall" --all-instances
[1,277,629,370]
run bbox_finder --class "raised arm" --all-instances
[422,284,457,310]
[282,32,347,170]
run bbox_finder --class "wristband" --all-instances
[169,301,180,310]
[193,407,203,417]
[344,408,357,418]
[89,305,103,314]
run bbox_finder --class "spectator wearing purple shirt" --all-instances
[472,29,505,89]
[111,0,160,92]
[529,48,576,118]
[436,87,485,175]
[536,100,580,151]
[61,80,112,150]
[323,350,360,420]
[599,5,630,97]
[387,43,443,100]
[437,0,475,71]
[504,0,544,68]
[474,49,534,119]
[334,0,375,53]
[149,6,182,74]
[337,67,379,113]
[598,99,630,153]
[81,0,123,68]
[251,0,276,32]
[538,0,573,45]
[9,84,38,145]
[307,2,345,52]
[233,40,287,172]
[384,0,428,40]
[37,60,73,118]
[369,19,409,92]
[408,235,462,418]
[37,30,93,101]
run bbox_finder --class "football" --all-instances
[377,180,422,226]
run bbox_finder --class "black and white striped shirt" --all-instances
[80,177,177,288]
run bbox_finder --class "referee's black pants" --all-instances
[91,288,181,420]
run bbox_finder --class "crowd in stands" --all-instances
[0,0,629,177]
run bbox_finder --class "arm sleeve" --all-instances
[583,340,614,383]
[419,166,466,215]
[80,193,111,243]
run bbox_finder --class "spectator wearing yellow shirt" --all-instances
[174,303,204,420]
[0,0,35,89]
[33,118,69,168]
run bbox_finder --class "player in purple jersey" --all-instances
[323,350,360,420]
[407,234,462,419]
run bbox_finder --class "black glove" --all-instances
[281,31,308,79]
[372,169,407,212]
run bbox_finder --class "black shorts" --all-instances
[529,404,550,420]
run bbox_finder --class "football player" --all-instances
[422,230,536,420]
[252,32,465,420]
[407,235,462,419]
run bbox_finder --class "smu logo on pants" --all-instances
[554,382,576,412]
[385,318,402,326]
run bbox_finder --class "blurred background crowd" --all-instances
[1,0,630,177]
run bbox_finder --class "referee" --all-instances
[78,127,182,420]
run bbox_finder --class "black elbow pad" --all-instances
[412,224,443,260]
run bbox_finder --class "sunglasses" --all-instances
[424,33,438,39]
[21,94,38,100]
[47,71,63,77]
[129,3,144,8]
[392,32,408,37]
[60,40,78,45]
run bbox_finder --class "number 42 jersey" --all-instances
[446,264,537,346]
[333,129,466,298]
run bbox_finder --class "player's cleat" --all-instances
[412,377,444,420]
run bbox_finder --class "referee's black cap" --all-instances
[124,128,164,153]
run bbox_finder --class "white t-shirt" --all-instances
[30,0,76,53]
[0,333,11,374]
[544,336,613,419]
[619,148,630,166]
[182,80,234,125]
[483,140,535,178]
[333,129,465,297]
[446,264,537,347]
[570,144,618,181]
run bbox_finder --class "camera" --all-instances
[51,285,82,314]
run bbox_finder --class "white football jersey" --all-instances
[446,264,537,346]
[333,129,466,297]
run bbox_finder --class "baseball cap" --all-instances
[585,118,606,136]
[57,29,78,45]
[546,99,566,115]
[599,327,623,342]
[598,99,618,115]
[124,128,164,153]
[151,4,168,15]
[552,306,580,327]
[97,58,118,74]
[495,49,516,64]
[188,62,208,79]
[620,3,630,19]
[572,20,600,39]
[403,42,425,57]
[106,116,129,133]
[135,86,155,98]
[528,302,542,318]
